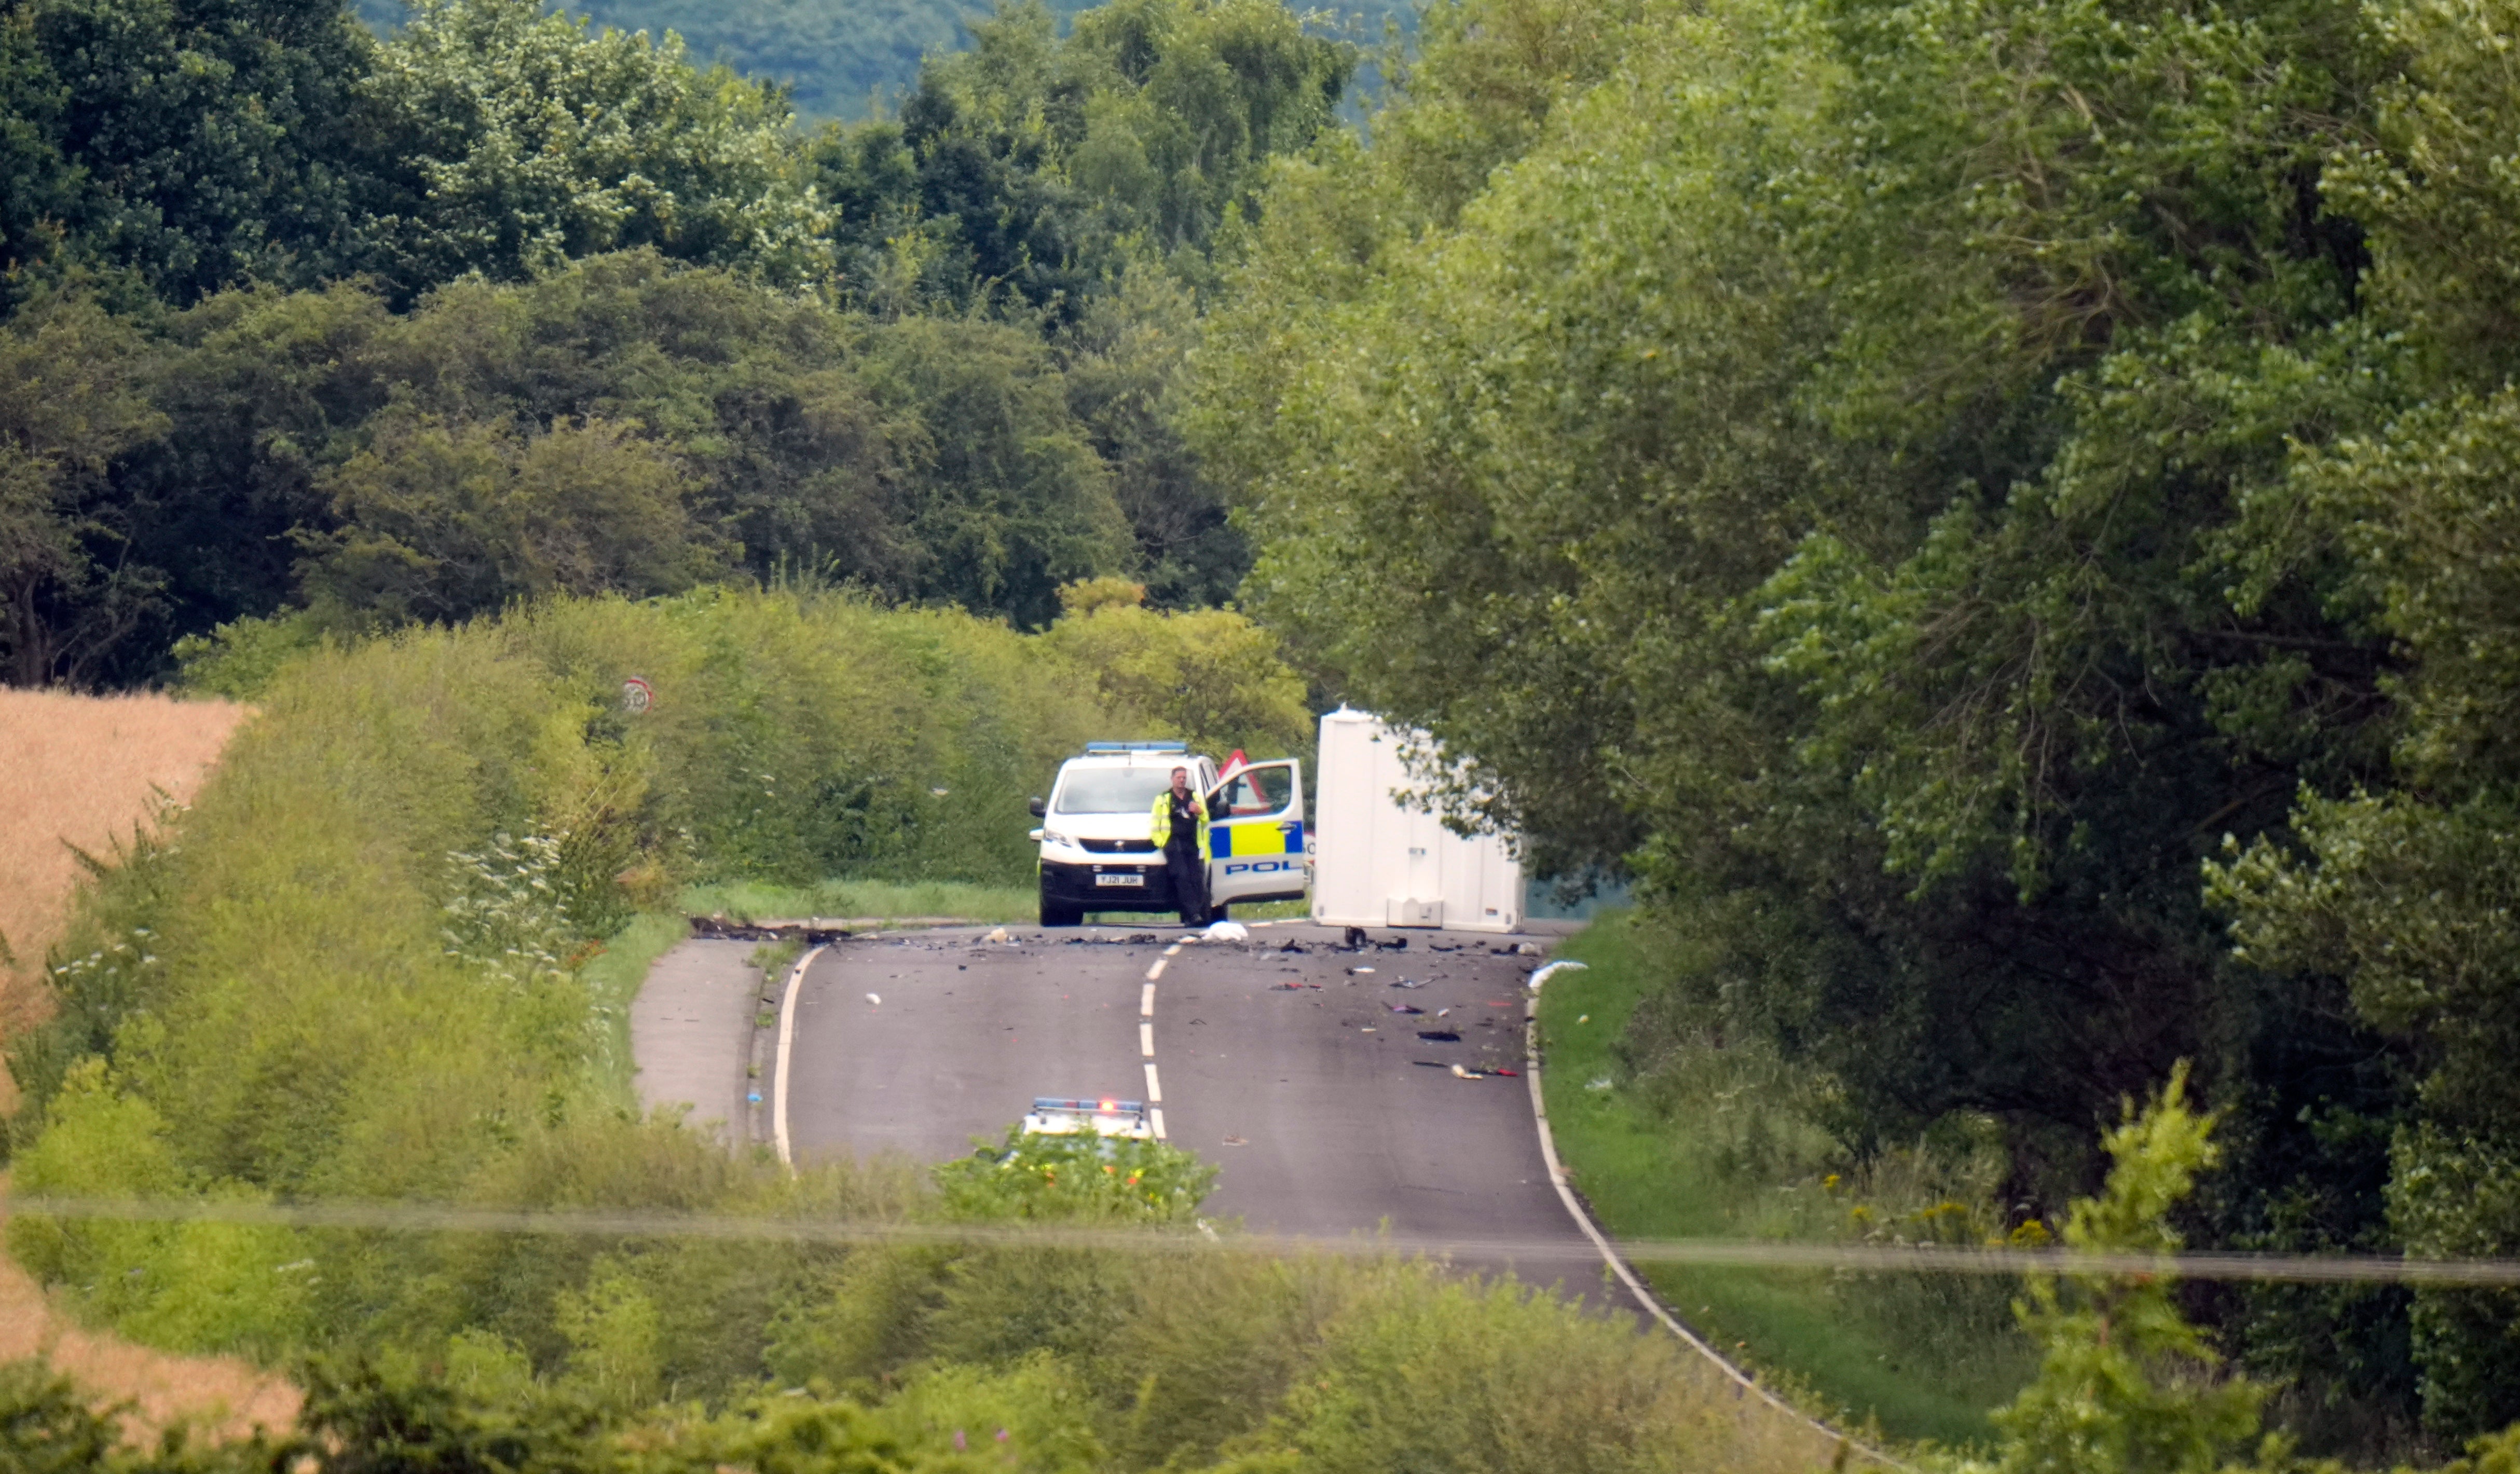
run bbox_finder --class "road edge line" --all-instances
[1522,981,1905,1469]
[773,943,829,1169]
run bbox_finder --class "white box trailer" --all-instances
[1310,707,1523,932]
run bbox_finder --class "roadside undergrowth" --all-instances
[1540,910,2038,1448]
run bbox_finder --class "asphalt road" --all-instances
[782,921,1596,1282]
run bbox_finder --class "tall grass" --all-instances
[1540,911,2037,1448]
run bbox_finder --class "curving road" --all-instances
[779,921,1594,1281]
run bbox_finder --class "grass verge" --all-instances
[1539,911,2035,1449]
[680,878,1036,926]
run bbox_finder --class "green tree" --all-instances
[1194,0,2436,1434]
[0,0,384,310]
[356,0,832,302]
[301,413,726,626]
[1040,576,1310,756]
[0,296,169,685]
[1979,1067,2264,1474]
[811,0,1353,317]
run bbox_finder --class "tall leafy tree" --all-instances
[0,296,167,685]
[2212,0,2520,1429]
[354,0,834,303]
[0,0,384,309]
[1191,0,2520,1437]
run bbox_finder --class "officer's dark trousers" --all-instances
[1164,843,1208,925]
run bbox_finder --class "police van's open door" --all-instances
[1206,760,1306,911]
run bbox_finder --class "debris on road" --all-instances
[1450,1063,1484,1079]
[984,926,1010,943]
[1388,977,1425,989]
[1343,926,1369,949]
[1526,960,1587,990]
[690,915,852,943]
[1377,936,1409,951]
[1223,1135,1249,1147]
[1269,981,1322,991]
[866,992,881,1005]
[1388,1003,1424,1015]
[1416,1030,1461,1042]
[1206,920,1250,941]
[1347,966,1375,975]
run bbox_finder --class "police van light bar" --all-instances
[1033,1096,1146,1114]
[1083,741,1188,754]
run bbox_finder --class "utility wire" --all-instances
[13,1195,2520,1287]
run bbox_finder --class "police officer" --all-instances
[1149,766,1210,926]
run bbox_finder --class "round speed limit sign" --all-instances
[621,676,655,714]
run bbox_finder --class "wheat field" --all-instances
[1,686,249,1036]
[1,689,279,1438]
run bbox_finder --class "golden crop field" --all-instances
[0,689,284,1440]
[1,687,249,1035]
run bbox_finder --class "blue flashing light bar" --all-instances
[1034,1097,1147,1113]
[1082,741,1188,754]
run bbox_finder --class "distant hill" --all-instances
[353,0,1401,120]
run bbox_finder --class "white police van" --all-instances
[1026,740,1307,926]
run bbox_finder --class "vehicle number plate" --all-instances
[1094,872,1145,886]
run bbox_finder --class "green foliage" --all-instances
[678,877,1038,925]
[165,611,330,701]
[936,1125,1218,1224]
[1979,1067,2265,1474]
[0,296,170,685]
[304,414,726,627]
[0,0,1352,680]
[7,1061,312,1357]
[816,0,1353,314]
[1039,577,1311,758]
[361,0,1399,128]
[358,0,832,301]
[1193,0,2520,1442]
[1539,912,2036,1445]
[6,586,1309,1380]
[0,0,382,312]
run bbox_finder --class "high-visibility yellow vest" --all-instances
[1148,788,1210,861]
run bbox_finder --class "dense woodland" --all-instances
[1195,0,2520,1443]
[0,0,1347,685]
[7,0,2520,1462]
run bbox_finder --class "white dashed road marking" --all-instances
[1143,1061,1162,1102]
[1140,1021,1155,1057]
[1140,982,1155,1016]
[1147,957,1167,980]
[1151,1107,1167,1140]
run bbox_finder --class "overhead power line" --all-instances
[12,1195,2520,1287]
